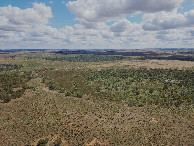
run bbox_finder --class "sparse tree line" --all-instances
[140,55,194,61]
[44,54,126,62]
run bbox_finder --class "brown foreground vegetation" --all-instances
[1,78,193,145]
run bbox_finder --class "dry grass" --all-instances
[88,59,194,70]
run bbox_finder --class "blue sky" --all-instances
[0,0,79,28]
[0,0,193,49]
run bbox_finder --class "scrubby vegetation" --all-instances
[45,54,126,62]
[41,70,95,98]
[0,64,22,72]
[0,71,32,103]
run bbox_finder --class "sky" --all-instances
[0,0,193,49]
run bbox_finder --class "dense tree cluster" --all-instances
[88,68,194,107]
[42,68,193,107]
[141,55,194,61]
[0,71,32,103]
[45,54,125,62]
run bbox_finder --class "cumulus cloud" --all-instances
[154,28,194,43]
[0,30,15,39]
[0,23,193,49]
[0,3,52,32]
[143,10,194,31]
[110,19,131,32]
[188,30,194,36]
[67,0,183,27]
[0,1,193,49]
[21,24,69,43]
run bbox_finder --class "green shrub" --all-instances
[36,138,49,146]
[59,88,65,93]
[54,138,62,146]
[65,91,71,96]
[4,96,11,103]
[76,92,83,98]
[149,88,154,94]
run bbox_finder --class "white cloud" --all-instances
[0,3,52,32]
[1,21,193,49]
[22,25,66,42]
[0,30,15,39]
[67,0,183,28]
[143,10,194,31]
[0,1,193,49]
[155,28,194,44]
[188,30,194,36]
[110,19,131,33]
